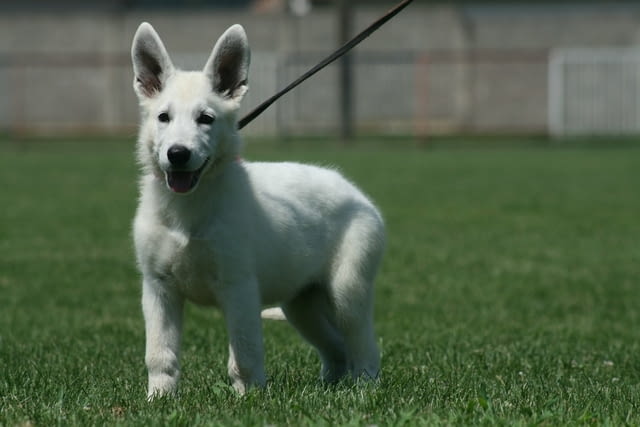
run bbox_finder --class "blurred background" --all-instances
[1,0,640,139]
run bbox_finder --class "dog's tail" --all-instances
[261,307,286,320]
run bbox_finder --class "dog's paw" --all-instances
[147,374,179,401]
[147,389,177,402]
[231,379,248,395]
[260,307,286,320]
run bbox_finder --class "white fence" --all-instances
[4,48,600,137]
[548,48,640,137]
[0,51,430,137]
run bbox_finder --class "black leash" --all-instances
[238,0,414,130]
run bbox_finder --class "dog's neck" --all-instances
[146,154,244,236]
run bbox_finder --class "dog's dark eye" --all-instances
[196,113,215,125]
[158,112,170,123]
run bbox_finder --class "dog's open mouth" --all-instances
[165,158,210,194]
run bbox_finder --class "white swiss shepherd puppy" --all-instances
[131,22,385,399]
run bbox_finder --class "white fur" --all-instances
[131,22,385,399]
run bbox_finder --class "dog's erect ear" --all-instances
[131,22,174,99]
[203,24,250,101]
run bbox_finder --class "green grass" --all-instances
[1,137,639,425]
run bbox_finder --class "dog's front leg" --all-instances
[142,278,184,400]
[219,279,266,394]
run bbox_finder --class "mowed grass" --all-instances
[1,137,639,425]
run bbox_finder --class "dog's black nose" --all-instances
[167,145,191,166]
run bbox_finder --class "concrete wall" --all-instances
[0,3,639,136]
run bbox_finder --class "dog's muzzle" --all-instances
[165,157,210,194]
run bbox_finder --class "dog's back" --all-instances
[243,161,385,304]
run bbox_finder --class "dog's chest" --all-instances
[150,228,220,305]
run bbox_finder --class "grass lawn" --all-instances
[1,136,639,425]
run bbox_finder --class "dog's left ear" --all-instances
[203,24,250,101]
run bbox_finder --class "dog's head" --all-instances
[131,22,249,194]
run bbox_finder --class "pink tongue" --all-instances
[167,171,195,193]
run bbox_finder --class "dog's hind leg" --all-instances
[331,276,380,381]
[282,286,348,383]
[329,215,384,381]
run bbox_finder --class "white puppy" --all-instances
[131,22,385,398]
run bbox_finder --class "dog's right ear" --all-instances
[131,22,174,99]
